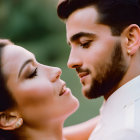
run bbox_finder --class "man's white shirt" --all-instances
[89,76,140,140]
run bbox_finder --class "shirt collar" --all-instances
[101,75,140,118]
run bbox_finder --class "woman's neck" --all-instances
[18,121,66,140]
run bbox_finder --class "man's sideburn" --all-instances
[85,41,129,99]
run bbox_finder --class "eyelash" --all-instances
[80,41,92,48]
[28,68,38,79]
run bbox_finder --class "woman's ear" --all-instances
[122,24,140,55]
[0,111,23,130]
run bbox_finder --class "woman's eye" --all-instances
[27,68,38,79]
[80,41,92,48]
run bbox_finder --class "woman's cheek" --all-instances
[15,80,54,105]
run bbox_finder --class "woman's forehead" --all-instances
[2,45,34,78]
[2,45,33,64]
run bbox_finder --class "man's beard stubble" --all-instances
[85,41,128,99]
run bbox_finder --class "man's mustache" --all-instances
[76,67,90,74]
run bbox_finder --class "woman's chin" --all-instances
[64,97,79,120]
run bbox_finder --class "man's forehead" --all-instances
[66,6,99,38]
[58,0,67,5]
[66,6,98,25]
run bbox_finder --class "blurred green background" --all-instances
[0,0,103,126]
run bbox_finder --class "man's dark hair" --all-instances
[57,0,140,35]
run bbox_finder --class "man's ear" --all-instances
[122,24,140,55]
[0,111,23,130]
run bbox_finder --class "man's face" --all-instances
[66,6,128,99]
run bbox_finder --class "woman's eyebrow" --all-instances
[18,59,33,78]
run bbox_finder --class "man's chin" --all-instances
[82,86,94,99]
[82,85,102,99]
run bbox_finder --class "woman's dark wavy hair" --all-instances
[57,0,140,35]
[0,39,18,140]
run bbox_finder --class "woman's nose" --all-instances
[49,67,62,82]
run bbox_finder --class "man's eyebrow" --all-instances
[18,59,33,78]
[68,32,96,44]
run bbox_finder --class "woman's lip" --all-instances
[59,83,67,96]
[59,86,70,96]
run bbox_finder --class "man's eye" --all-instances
[27,68,38,79]
[80,41,92,48]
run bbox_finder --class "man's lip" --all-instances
[78,72,89,78]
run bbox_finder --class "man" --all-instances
[57,0,140,139]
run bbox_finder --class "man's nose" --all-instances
[67,49,82,69]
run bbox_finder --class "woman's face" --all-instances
[1,45,79,127]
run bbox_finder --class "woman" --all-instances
[0,39,79,140]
